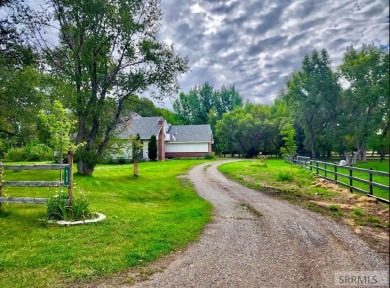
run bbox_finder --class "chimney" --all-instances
[157,119,165,161]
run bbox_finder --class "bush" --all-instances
[353,208,364,216]
[4,143,53,162]
[329,205,340,211]
[4,147,26,162]
[47,191,91,221]
[25,143,53,161]
[276,171,293,182]
[148,135,158,161]
[0,139,6,158]
[117,157,126,164]
[204,152,216,160]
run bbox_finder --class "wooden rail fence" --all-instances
[287,156,389,204]
[0,151,74,208]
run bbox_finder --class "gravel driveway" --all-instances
[133,160,388,287]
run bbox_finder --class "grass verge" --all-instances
[218,159,389,252]
[0,160,212,287]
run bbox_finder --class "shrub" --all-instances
[367,215,380,224]
[353,208,364,216]
[329,205,340,211]
[4,147,26,162]
[204,152,216,160]
[117,157,126,164]
[276,171,293,182]
[148,135,158,161]
[25,143,53,161]
[47,191,91,221]
[5,144,53,162]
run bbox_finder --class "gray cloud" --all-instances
[157,0,389,108]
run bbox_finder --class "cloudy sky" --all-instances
[157,0,389,107]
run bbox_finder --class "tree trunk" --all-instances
[379,145,384,162]
[77,160,95,176]
[133,160,138,177]
[344,151,352,165]
[361,149,367,163]
[351,148,363,165]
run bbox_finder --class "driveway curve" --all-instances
[133,160,388,287]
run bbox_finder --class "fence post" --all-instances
[349,169,353,193]
[310,160,312,171]
[369,168,373,195]
[0,161,2,209]
[316,161,319,174]
[67,151,74,206]
[334,165,338,184]
[324,164,327,178]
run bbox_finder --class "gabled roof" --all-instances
[167,125,213,143]
[117,117,163,140]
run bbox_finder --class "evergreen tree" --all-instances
[148,135,157,161]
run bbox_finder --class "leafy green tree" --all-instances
[173,83,213,125]
[279,123,297,157]
[216,107,245,157]
[27,0,188,175]
[148,135,157,161]
[155,108,181,125]
[0,0,37,67]
[39,100,82,163]
[173,82,243,125]
[0,65,43,147]
[283,49,340,158]
[216,103,284,158]
[174,82,243,154]
[214,85,243,116]
[122,95,159,117]
[338,45,389,163]
[0,0,43,152]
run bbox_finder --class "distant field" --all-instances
[354,160,389,172]
[309,160,389,200]
[0,160,211,287]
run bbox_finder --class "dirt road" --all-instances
[133,160,388,287]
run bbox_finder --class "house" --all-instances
[166,125,214,158]
[114,116,213,160]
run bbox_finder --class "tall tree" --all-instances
[216,103,283,158]
[338,45,389,163]
[173,82,214,125]
[148,134,157,161]
[27,0,188,175]
[279,123,297,157]
[173,82,243,125]
[174,82,243,154]
[283,49,340,158]
[216,107,245,157]
[0,0,43,152]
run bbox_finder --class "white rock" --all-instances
[339,160,347,166]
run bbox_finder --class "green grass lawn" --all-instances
[354,160,389,172]
[0,160,212,287]
[218,159,330,199]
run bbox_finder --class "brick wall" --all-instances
[157,119,165,161]
[165,152,208,158]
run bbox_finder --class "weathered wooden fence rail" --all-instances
[286,156,389,204]
[0,152,73,208]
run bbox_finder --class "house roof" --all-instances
[117,117,163,140]
[167,125,213,143]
